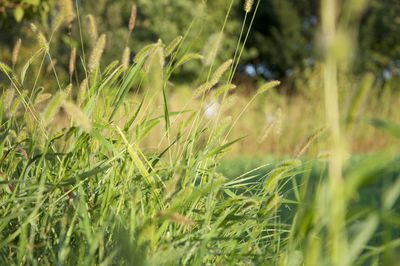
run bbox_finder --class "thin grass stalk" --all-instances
[208,0,261,146]
[321,0,348,264]
[75,1,89,83]
[205,0,235,82]
[182,0,236,185]
[228,0,260,84]
[228,13,247,82]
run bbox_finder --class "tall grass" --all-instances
[0,0,399,265]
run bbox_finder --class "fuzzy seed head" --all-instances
[203,33,223,66]
[31,24,49,53]
[69,47,76,77]
[165,36,183,56]
[193,59,233,98]
[121,47,130,70]
[257,80,281,94]
[128,5,137,32]
[60,0,75,25]
[0,61,12,75]
[193,81,214,98]
[215,84,237,97]
[88,34,106,73]
[86,15,98,44]
[78,78,88,106]
[211,59,233,83]
[244,0,254,13]
[62,101,92,132]
[52,14,65,32]
[12,38,21,67]
[3,88,15,113]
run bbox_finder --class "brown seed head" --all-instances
[69,47,76,77]
[12,38,22,67]
[128,5,137,32]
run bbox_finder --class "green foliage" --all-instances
[358,0,400,73]
[0,23,291,263]
[2,0,399,83]
[0,0,53,24]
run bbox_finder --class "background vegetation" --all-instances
[2,0,400,82]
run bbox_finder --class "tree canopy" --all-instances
[1,0,399,83]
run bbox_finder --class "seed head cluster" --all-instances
[244,0,254,13]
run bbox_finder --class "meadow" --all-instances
[0,0,399,265]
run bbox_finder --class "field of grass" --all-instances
[0,0,399,265]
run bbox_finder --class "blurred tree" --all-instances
[76,0,241,75]
[244,0,399,82]
[0,0,242,83]
[1,0,399,86]
[358,0,400,78]
[243,0,319,78]
[0,0,53,25]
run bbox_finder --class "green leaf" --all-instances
[208,136,246,156]
[174,53,203,69]
[346,213,379,265]
[370,118,400,138]
[14,7,24,23]
[23,0,40,6]
[384,177,400,210]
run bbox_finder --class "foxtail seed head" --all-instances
[257,80,280,94]
[129,5,137,33]
[121,47,130,70]
[31,24,49,53]
[60,0,75,25]
[244,0,254,13]
[12,38,21,67]
[88,34,106,73]
[211,59,233,82]
[69,47,76,77]
[86,15,98,44]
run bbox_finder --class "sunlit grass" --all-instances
[0,0,399,265]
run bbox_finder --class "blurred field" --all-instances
[140,79,399,156]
